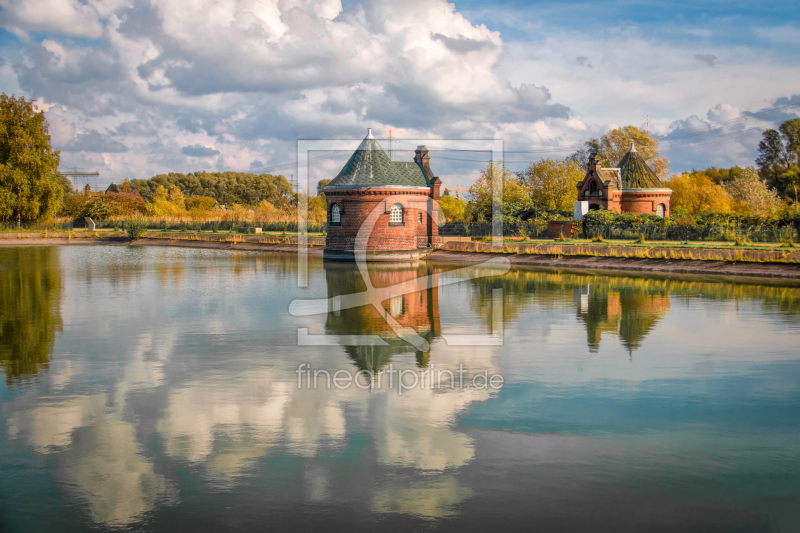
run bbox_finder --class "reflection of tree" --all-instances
[324,262,440,371]
[0,247,63,384]
[575,284,670,353]
[618,288,671,352]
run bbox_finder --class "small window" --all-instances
[389,296,404,317]
[656,203,665,217]
[330,204,341,225]
[389,204,403,224]
[418,212,423,224]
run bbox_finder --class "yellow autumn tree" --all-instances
[666,173,732,214]
[517,158,584,211]
[468,160,526,221]
[438,192,467,222]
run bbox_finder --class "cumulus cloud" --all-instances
[182,144,220,157]
[2,0,800,182]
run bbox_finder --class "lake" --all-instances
[1,245,800,532]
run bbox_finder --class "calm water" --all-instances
[2,246,800,532]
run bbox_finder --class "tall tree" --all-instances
[779,118,800,165]
[0,94,63,222]
[756,129,789,171]
[517,158,584,211]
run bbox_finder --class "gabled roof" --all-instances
[597,168,622,189]
[616,143,665,189]
[327,129,431,188]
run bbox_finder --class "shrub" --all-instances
[125,218,146,241]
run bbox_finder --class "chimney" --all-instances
[588,152,601,172]
[414,145,430,165]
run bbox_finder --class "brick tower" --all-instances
[323,129,442,261]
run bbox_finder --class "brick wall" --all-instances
[326,188,439,252]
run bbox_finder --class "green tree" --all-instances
[317,178,332,196]
[438,193,467,222]
[780,118,800,164]
[757,123,800,200]
[517,158,584,211]
[576,126,669,179]
[756,129,789,172]
[0,94,63,222]
[724,166,781,214]
[467,160,527,221]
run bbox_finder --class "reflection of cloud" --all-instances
[6,394,105,450]
[372,386,480,471]
[61,414,175,526]
[372,476,473,519]
[5,393,173,526]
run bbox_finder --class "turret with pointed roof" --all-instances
[324,129,442,261]
[617,143,665,189]
[327,129,433,189]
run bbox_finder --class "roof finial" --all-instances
[366,128,374,139]
[630,142,637,152]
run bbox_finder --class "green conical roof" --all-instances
[616,143,665,189]
[327,129,431,188]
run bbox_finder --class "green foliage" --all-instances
[184,195,216,211]
[757,120,800,199]
[439,193,467,222]
[517,158,584,211]
[131,171,296,207]
[0,94,63,222]
[82,192,149,220]
[125,218,146,241]
[724,166,780,214]
[0,247,62,384]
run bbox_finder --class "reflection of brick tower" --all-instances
[324,263,440,371]
[323,129,442,262]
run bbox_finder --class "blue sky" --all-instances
[1,0,798,190]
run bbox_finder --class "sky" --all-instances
[1,0,799,192]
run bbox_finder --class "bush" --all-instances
[125,218,146,241]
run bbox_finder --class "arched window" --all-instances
[389,203,403,224]
[330,204,341,225]
[589,180,598,194]
[656,203,666,217]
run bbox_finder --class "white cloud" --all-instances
[2,0,799,182]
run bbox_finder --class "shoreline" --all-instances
[2,235,800,280]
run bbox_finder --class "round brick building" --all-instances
[577,143,672,216]
[323,129,442,261]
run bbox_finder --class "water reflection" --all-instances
[0,247,63,384]
[1,247,800,531]
[324,262,440,371]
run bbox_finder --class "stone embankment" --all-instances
[429,241,800,280]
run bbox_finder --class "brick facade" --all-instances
[325,188,440,257]
[576,153,671,217]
